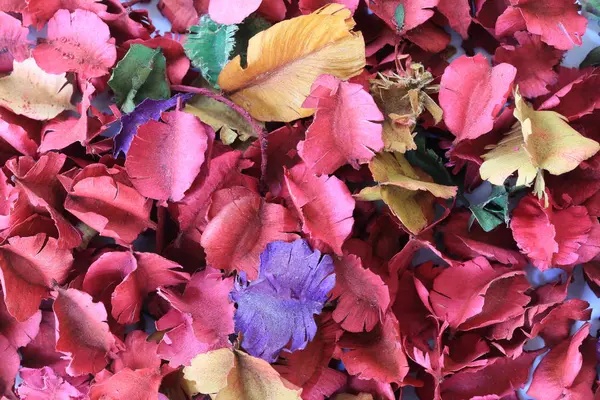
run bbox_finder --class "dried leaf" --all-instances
[218,4,365,122]
[0,58,73,120]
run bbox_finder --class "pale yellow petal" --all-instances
[183,348,235,395]
[184,349,301,400]
[0,58,73,120]
[381,186,429,234]
[480,127,537,187]
[515,91,600,176]
[369,152,457,198]
[216,350,301,400]
[218,4,365,122]
[355,185,383,201]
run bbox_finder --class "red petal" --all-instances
[89,368,162,400]
[0,12,31,73]
[437,0,471,38]
[331,254,390,333]
[172,150,257,234]
[201,190,299,279]
[340,312,409,384]
[54,287,116,376]
[0,234,73,321]
[64,164,156,244]
[531,299,591,347]
[440,54,516,142]
[538,68,600,121]
[493,32,563,98]
[299,0,359,14]
[0,293,41,349]
[440,350,542,399]
[157,0,204,33]
[126,111,211,203]
[506,0,587,50]
[83,251,188,324]
[157,268,234,366]
[430,257,526,329]
[440,210,527,267]
[528,323,590,398]
[276,314,346,400]
[297,74,384,175]
[111,252,188,324]
[511,195,592,270]
[21,311,66,371]
[112,330,161,372]
[33,9,116,79]
[285,162,355,255]
[18,366,84,399]
[6,153,81,249]
[370,0,439,32]
[25,0,106,28]
[0,336,19,397]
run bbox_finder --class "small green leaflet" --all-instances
[405,135,455,187]
[108,44,170,113]
[580,46,600,68]
[394,4,405,31]
[184,15,238,88]
[468,185,509,232]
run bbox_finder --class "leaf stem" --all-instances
[171,85,268,193]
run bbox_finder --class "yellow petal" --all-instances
[370,152,457,199]
[381,186,432,234]
[217,4,365,122]
[515,91,600,176]
[382,115,417,153]
[184,349,302,400]
[0,58,74,120]
[480,126,537,187]
[355,185,383,201]
[183,348,234,395]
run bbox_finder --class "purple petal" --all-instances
[113,93,193,157]
[230,239,335,362]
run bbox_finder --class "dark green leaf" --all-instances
[234,17,272,68]
[108,44,170,113]
[184,15,238,87]
[468,185,509,232]
[405,135,454,186]
[394,4,405,31]
[580,46,600,68]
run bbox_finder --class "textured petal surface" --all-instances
[201,189,300,279]
[54,288,116,376]
[297,75,384,174]
[231,240,335,362]
[330,254,390,333]
[284,162,355,254]
[32,9,116,79]
[440,54,516,142]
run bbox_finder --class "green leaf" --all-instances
[580,46,600,68]
[184,15,238,88]
[583,0,600,18]
[468,185,509,232]
[234,17,272,67]
[108,44,170,113]
[394,4,405,31]
[404,135,454,186]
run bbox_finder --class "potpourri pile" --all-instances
[0,0,600,399]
